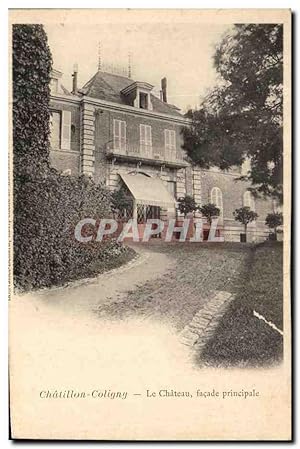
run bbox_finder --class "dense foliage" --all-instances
[14,170,129,290]
[233,206,258,234]
[13,25,52,176]
[13,25,132,291]
[182,24,283,201]
[199,203,220,225]
[110,187,134,220]
[265,212,283,240]
[177,195,198,217]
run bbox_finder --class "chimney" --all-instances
[72,63,78,94]
[161,77,167,103]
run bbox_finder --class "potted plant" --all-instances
[198,203,221,240]
[233,206,258,242]
[265,212,283,241]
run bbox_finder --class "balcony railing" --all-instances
[106,143,186,165]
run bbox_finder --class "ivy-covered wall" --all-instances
[13,25,133,291]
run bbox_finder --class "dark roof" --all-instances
[80,71,183,117]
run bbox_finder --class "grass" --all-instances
[198,241,283,368]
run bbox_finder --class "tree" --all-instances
[265,212,283,240]
[199,203,220,225]
[177,195,198,217]
[233,207,258,241]
[110,187,133,219]
[182,24,283,202]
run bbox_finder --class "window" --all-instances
[50,110,71,150]
[140,124,152,154]
[137,205,160,224]
[139,92,148,109]
[61,110,71,150]
[210,187,223,217]
[50,78,58,94]
[164,130,176,151]
[166,181,176,198]
[113,119,126,152]
[50,112,61,149]
[243,191,255,211]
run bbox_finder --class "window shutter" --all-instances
[146,125,152,146]
[50,111,61,149]
[140,125,146,146]
[165,130,169,149]
[140,125,151,149]
[120,121,126,150]
[61,110,71,150]
[171,131,176,149]
[113,119,120,149]
[165,130,176,150]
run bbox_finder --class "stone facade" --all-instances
[49,69,274,242]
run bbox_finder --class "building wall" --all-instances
[200,168,274,242]
[48,95,275,243]
[49,99,81,176]
[93,107,185,184]
[94,108,184,150]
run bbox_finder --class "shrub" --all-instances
[110,186,134,220]
[177,195,198,217]
[265,212,283,240]
[13,170,117,290]
[233,206,258,241]
[199,203,220,225]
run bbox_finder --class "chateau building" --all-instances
[49,66,275,242]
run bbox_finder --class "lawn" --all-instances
[199,241,284,368]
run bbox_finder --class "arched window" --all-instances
[243,191,255,211]
[211,187,223,217]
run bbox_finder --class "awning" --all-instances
[119,173,176,208]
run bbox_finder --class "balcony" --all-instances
[106,143,188,168]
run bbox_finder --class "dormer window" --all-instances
[139,92,148,109]
[50,78,58,94]
[121,81,154,111]
[50,69,63,95]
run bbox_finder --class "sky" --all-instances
[45,21,231,112]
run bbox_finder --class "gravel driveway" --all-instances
[97,241,251,332]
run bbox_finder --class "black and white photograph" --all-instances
[8,8,291,441]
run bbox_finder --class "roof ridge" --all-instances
[81,72,98,90]
[101,70,133,82]
[82,71,120,97]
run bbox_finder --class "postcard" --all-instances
[9,8,291,440]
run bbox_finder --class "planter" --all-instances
[240,233,247,243]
